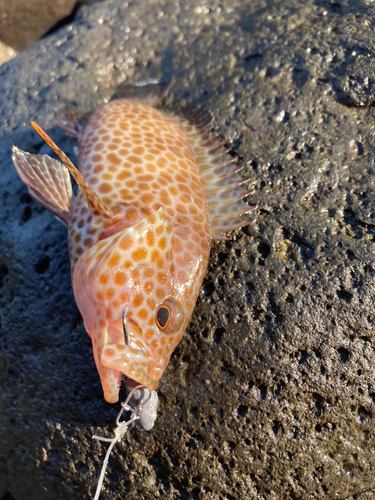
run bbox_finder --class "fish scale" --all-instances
[12,80,256,405]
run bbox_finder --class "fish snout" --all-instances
[101,313,164,390]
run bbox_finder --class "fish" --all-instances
[11,79,256,405]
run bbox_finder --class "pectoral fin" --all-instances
[12,144,72,223]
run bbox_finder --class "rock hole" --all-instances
[35,255,51,274]
[313,393,325,415]
[336,287,353,303]
[346,249,355,261]
[259,384,267,400]
[237,405,247,418]
[275,382,285,396]
[19,192,32,204]
[203,282,214,296]
[0,263,9,287]
[272,420,281,435]
[328,208,336,217]
[337,347,350,363]
[299,350,308,364]
[191,488,200,499]
[343,207,355,220]
[213,327,225,343]
[226,440,235,450]
[217,252,227,264]
[313,348,322,359]
[350,141,363,155]
[21,205,32,222]
[218,457,228,472]
[358,406,371,423]
[201,328,209,339]
[258,242,270,258]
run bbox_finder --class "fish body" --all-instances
[12,81,255,404]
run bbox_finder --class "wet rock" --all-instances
[1,0,375,499]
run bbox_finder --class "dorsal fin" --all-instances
[164,107,256,240]
[31,122,113,218]
[57,78,176,141]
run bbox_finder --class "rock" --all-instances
[0,0,78,52]
[1,0,375,499]
[0,41,18,66]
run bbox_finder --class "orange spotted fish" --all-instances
[12,80,255,405]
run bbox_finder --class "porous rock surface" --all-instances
[1,1,375,499]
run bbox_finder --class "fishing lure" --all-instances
[12,78,255,412]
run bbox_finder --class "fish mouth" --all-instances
[101,313,163,390]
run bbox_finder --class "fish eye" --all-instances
[155,297,184,334]
[156,305,170,330]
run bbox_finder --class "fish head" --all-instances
[73,208,190,402]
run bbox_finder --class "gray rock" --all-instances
[1,0,375,499]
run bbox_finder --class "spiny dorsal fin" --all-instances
[164,107,256,240]
[31,122,113,218]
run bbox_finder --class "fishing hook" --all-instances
[122,310,128,346]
